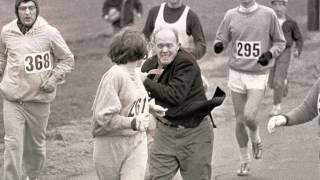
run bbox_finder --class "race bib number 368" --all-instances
[24,51,52,74]
[236,41,261,60]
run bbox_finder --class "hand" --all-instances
[257,51,272,66]
[40,75,57,93]
[267,115,287,133]
[149,99,167,117]
[293,49,300,58]
[135,13,142,18]
[140,72,148,82]
[103,14,109,21]
[131,114,149,131]
[148,69,163,76]
[214,42,224,54]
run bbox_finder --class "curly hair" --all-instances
[108,27,148,64]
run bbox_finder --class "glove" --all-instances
[257,51,272,66]
[40,75,57,93]
[214,42,224,54]
[131,114,149,131]
[107,8,120,23]
[267,115,287,133]
[149,99,167,117]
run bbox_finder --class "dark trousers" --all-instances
[148,118,214,180]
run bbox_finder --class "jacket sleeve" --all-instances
[93,75,132,131]
[187,10,206,60]
[268,11,286,58]
[143,59,197,106]
[49,27,74,84]
[292,21,303,55]
[286,79,320,126]
[0,29,7,75]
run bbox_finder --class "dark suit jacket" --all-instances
[282,15,303,54]
[142,49,224,128]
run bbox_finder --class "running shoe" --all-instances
[252,141,263,159]
[237,162,250,176]
[26,176,38,180]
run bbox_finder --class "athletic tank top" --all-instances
[154,3,194,50]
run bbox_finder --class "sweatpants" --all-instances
[268,48,292,103]
[93,132,148,180]
[148,118,214,180]
[3,99,50,180]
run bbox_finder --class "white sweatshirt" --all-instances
[0,16,74,103]
[92,65,149,137]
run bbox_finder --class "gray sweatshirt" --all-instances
[215,4,286,74]
[286,78,320,128]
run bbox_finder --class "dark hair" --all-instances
[108,27,148,65]
[15,0,39,17]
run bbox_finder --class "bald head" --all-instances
[152,27,180,66]
[153,27,179,45]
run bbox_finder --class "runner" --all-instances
[214,0,286,176]
[0,0,74,179]
[91,27,166,180]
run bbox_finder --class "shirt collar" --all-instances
[239,2,258,13]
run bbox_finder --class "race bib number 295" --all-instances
[236,41,261,60]
[24,51,52,74]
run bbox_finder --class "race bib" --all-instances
[236,41,261,60]
[24,51,52,74]
[128,97,148,117]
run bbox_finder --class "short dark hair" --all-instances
[108,27,148,65]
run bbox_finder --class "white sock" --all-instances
[249,126,261,143]
[274,104,281,110]
[239,146,251,163]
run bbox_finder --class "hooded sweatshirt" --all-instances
[15,0,40,34]
[0,16,74,103]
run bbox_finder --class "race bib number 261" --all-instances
[236,41,261,60]
[24,51,52,74]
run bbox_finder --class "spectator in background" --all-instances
[91,27,166,180]
[0,0,74,180]
[269,0,303,116]
[214,0,286,176]
[102,0,143,34]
